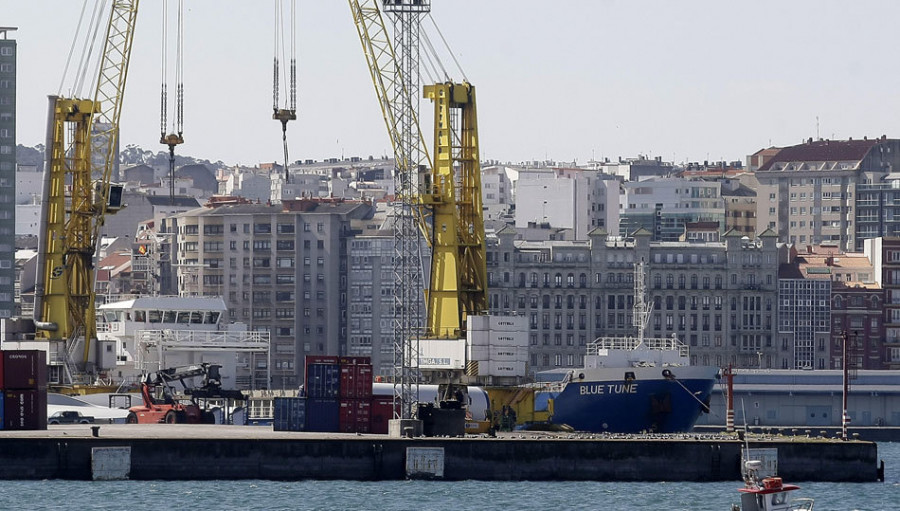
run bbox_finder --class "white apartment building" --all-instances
[620,176,725,241]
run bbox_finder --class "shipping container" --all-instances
[306,398,339,432]
[273,397,306,432]
[0,353,4,389]
[4,389,47,430]
[339,365,358,399]
[370,396,397,435]
[3,350,47,390]
[0,390,4,430]
[355,400,371,433]
[356,364,373,399]
[338,399,357,433]
[306,363,340,399]
[339,363,374,399]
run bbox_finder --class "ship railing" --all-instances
[588,335,690,358]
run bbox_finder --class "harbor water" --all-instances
[3,442,900,510]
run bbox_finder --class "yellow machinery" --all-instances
[422,82,487,339]
[34,1,138,379]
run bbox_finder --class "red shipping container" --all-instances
[357,364,373,399]
[339,399,357,433]
[340,365,358,399]
[4,389,47,430]
[355,400,371,433]
[370,396,397,435]
[3,350,47,390]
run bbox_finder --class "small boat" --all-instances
[731,459,814,511]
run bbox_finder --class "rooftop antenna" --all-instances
[816,115,819,140]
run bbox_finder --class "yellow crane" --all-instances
[34,1,139,382]
[350,1,486,341]
[422,81,486,339]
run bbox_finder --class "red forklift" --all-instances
[126,363,245,424]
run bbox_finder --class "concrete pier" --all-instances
[0,425,881,482]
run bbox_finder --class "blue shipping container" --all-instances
[306,398,339,432]
[306,364,340,399]
[273,397,306,432]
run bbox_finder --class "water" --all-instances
[3,443,900,511]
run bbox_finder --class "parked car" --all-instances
[48,411,95,424]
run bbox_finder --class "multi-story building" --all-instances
[777,243,885,370]
[721,176,758,237]
[163,197,375,387]
[481,165,514,221]
[755,137,900,251]
[486,226,783,375]
[777,251,833,370]
[866,236,900,369]
[619,177,725,241]
[514,167,619,240]
[346,227,431,378]
[0,28,15,319]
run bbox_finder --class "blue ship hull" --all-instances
[547,372,717,433]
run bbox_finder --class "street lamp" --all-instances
[756,351,763,369]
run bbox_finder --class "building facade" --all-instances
[486,226,784,375]
[755,137,900,251]
[164,198,374,388]
[619,177,725,241]
[0,28,15,319]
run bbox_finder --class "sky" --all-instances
[6,0,900,168]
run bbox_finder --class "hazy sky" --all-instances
[6,1,900,167]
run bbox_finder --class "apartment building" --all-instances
[866,236,900,369]
[777,254,834,370]
[346,229,431,378]
[755,137,900,251]
[164,198,375,387]
[0,28,15,319]
[721,177,758,238]
[619,177,726,241]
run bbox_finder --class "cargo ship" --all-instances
[538,334,719,433]
[497,262,719,434]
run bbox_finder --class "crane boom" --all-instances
[348,0,432,177]
[34,1,138,376]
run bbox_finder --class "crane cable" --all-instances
[273,0,297,185]
[160,0,185,205]
[75,0,107,98]
[427,14,468,83]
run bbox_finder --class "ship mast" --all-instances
[633,260,651,346]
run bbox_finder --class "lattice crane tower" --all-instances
[380,0,430,421]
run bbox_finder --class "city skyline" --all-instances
[7,1,900,167]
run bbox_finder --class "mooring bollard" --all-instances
[91,425,100,437]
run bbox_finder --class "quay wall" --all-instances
[0,433,880,482]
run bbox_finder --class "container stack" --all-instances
[304,355,340,432]
[1,350,47,430]
[338,357,373,433]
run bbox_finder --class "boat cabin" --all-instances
[735,460,814,511]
